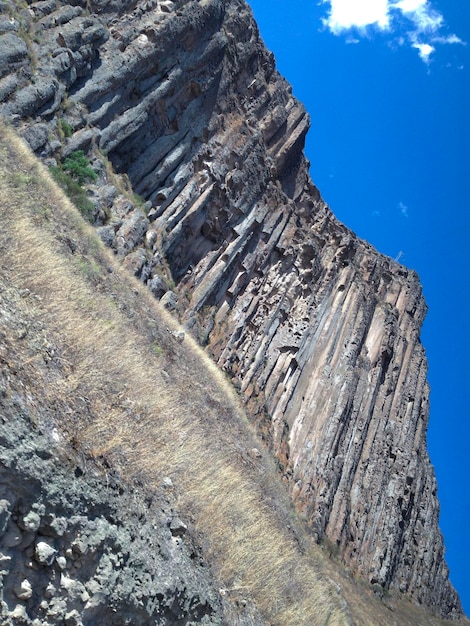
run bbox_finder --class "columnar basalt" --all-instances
[0,0,462,616]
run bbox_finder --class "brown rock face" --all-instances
[0,0,462,616]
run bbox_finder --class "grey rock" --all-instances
[115,209,149,255]
[160,290,178,311]
[4,77,59,117]
[64,609,82,626]
[62,128,97,157]
[20,123,50,153]
[0,33,28,78]
[169,329,185,343]
[14,578,33,600]
[0,499,11,534]
[35,540,57,565]
[147,274,168,298]
[55,555,67,570]
[0,73,22,103]
[169,517,187,537]
[21,511,41,532]
[96,224,117,247]
[0,551,12,572]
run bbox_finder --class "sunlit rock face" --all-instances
[0,0,461,615]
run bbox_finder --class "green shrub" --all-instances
[62,150,97,184]
[59,119,73,139]
[49,166,95,221]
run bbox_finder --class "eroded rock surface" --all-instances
[0,0,462,617]
[0,282,264,626]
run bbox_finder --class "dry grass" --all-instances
[0,120,466,626]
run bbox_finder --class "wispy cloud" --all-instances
[398,201,409,217]
[321,0,465,63]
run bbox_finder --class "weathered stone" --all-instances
[115,210,149,256]
[35,540,57,565]
[21,511,41,533]
[55,555,66,570]
[14,578,33,600]
[169,516,187,537]
[62,129,97,157]
[64,609,82,626]
[0,499,11,534]
[0,33,28,78]
[20,124,50,153]
[10,604,28,621]
[147,275,168,298]
[169,329,185,343]
[160,290,178,311]
[0,551,12,573]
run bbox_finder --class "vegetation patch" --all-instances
[49,164,95,222]
[59,118,74,139]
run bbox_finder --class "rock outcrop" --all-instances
[0,0,462,617]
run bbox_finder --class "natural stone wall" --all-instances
[0,0,462,616]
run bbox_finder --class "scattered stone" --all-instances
[0,551,11,572]
[147,275,168,299]
[160,290,178,311]
[169,517,187,538]
[45,582,56,599]
[35,540,57,565]
[10,604,28,621]
[169,329,185,343]
[56,555,67,570]
[48,516,68,537]
[14,578,33,600]
[21,510,41,532]
[64,609,82,626]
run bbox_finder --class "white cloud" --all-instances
[393,0,443,33]
[432,34,465,45]
[323,0,390,33]
[393,0,424,12]
[413,41,434,62]
[322,0,464,62]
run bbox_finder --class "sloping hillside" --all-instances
[0,124,467,625]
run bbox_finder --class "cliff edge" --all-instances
[0,0,463,618]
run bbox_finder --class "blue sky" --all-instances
[248,0,470,614]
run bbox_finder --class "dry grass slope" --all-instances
[0,121,466,626]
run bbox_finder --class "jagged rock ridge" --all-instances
[0,0,462,617]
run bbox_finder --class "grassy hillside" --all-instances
[0,120,466,626]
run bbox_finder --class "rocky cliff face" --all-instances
[0,0,462,617]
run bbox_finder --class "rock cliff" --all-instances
[0,0,463,618]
